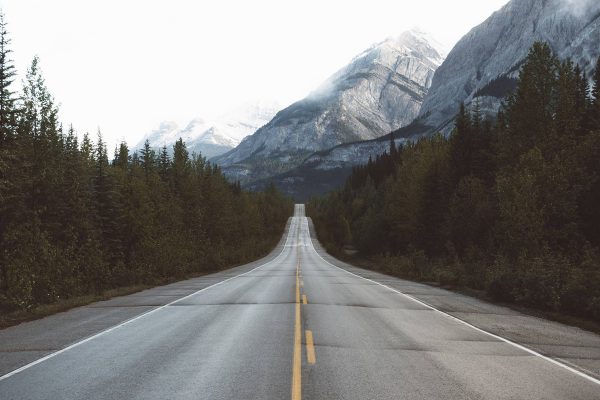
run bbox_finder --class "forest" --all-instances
[0,15,292,314]
[309,42,600,321]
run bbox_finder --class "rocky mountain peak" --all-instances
[215,30,445,184]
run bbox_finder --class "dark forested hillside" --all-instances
[0,15,292,313]
[309,42,600,321]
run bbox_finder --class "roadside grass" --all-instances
[0,228,289,331]
[0,261,259,330]
[333,250,600,336]
[0,284,152,330]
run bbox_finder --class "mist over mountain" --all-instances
[419,0,600,132]
[269,0,600,199]
[136,102,280,158]
[214,29,445,183]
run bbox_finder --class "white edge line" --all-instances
[302,217,600,386]
[0,216,300,382]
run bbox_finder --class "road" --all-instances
[1,204,600,399]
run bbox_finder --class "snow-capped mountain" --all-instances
[251,0,600,199]
[137,101,280,159]
[419,0,600,133]
[214,29,446,182]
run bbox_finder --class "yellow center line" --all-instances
[302,295,307,305]
[292,249,302,400]
[305,330,316,365]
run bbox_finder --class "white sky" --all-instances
[0,0,508,149]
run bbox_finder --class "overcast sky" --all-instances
[0,0,509,149]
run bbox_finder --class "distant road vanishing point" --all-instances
[1,204,600,399]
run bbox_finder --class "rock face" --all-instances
[419,0,600,132]
[136,102,279,159]
[276,0,600,200]
[214,29,445,183]
[250,122,426,200]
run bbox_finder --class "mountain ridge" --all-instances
[268,0,600,200]
[214,29,445,183]
[136,101,280,158]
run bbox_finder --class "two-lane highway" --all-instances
[1,204,599,399]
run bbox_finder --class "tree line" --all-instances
[308,42,600,321]
[0,13,292,312]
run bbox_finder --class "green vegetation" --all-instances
[309,43,600,321]
[0,13,292,314]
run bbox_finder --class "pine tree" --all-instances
[471,98,482,133]
[158,145,170,180]
[172,138,189,191]
[590,57,600,132]
[502,42,558,163]
[574,65,589,133]
[140,139,155,181]
[554,59,579,151]
[0,9,15,204]
[19,57,62,224]
[389,130,397,158]
[0,10,16,298]
[450,102,473,182]
[93,131,123,282]
[80,133,94,163]
[114,141,129,169]
[0,11,16,146]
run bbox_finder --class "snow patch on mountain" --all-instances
[261,0,600,199]
[137,101,280,158]
[419,0,600,132]
[215,29,446,182]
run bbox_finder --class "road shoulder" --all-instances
[306,217,600,380]
[0,218,292,377]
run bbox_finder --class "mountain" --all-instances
[214,29,446,183]
[246,122,426,200]
[270,0,600,200]
[137,101,279,159]
[419,0,600,133]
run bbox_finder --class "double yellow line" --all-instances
[292,257,302,400]
[292,227,316,400]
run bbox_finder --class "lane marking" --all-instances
[0,217,300,383]
[302,217,600,386]
[305,330,316,365]
[302,295,307,305]
[292,254,302,400]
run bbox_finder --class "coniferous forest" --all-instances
[309,43,600,321]
[0,15,292,314]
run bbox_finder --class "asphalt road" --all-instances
[1,204,600,399]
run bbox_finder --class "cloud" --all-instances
[560,0,600,17]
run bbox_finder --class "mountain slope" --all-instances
[419,0,600,132]
[276,0,600,200]
[137,102,279,158]
[214,29,445,183]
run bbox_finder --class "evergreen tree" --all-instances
[0,18,293,311]
[307,42,600,320]
[158,145,170,180]
[0,10,16,297]
[501,42,558,163]
[450,102,473,182]
[172,138,190,191]
[554,59,579,149]
[114,141,129,169]
[389,130,398,160]
[93,131,123,283]
[140,139,155,181]
[573,65,589,135]
[0,11,16,145]
[590,57,600,132]
[80,133,94,164]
